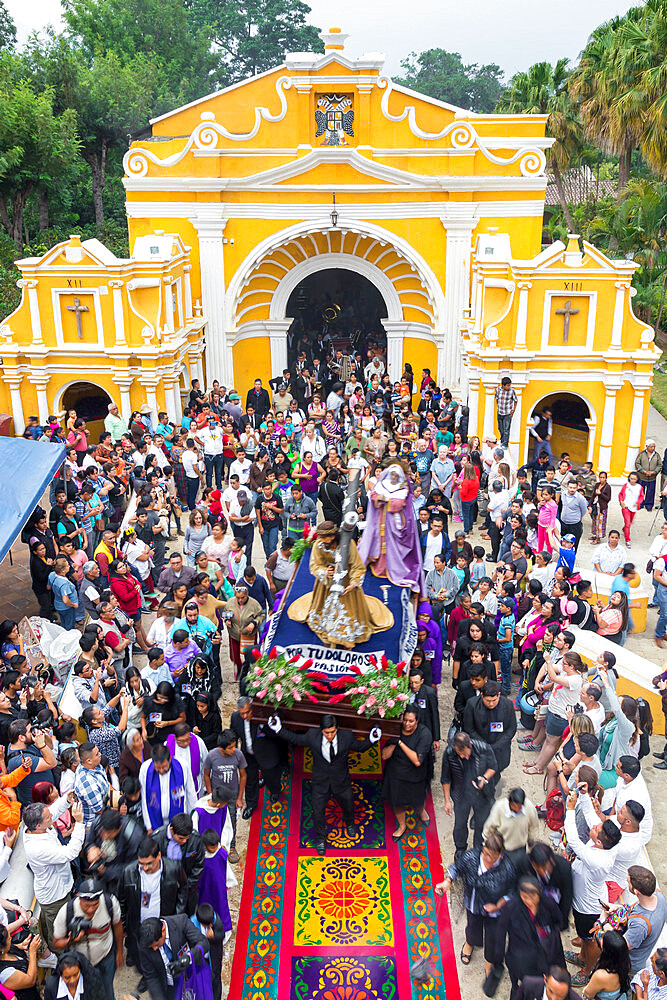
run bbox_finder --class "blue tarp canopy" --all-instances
[0,437,66,564]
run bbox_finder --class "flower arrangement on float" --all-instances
[327,655,410,718]
[288,522,316,563]
[245,647,321,708]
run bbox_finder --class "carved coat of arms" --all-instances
[314,95,354,146]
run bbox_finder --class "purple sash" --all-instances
[166,733,201,790]
[145,758,185,830]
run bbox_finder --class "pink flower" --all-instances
[277,669,285,678]
[387,698,395,708]
[359,686,368,694]
[275,686,283,698]
[254,666,263,676]
[266,672,276,683]
[366,695,377,706]
[370,679,380,688]
[397,693,408,702]
[293,691,302,701]
[379,707,386,718]
[257,689,267,699]
[357,705,365,714]
[389,679,398,689]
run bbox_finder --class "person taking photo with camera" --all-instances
[52,878,123,1000]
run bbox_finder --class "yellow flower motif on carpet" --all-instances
[294,856,393,947]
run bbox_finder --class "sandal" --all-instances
[564,950,584,967]
[420,811,430,827]
[570,971,589,987]
[460,946,473,965]
[522,764,544,775]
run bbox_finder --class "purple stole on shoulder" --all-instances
[166,733,202,791]
[145,758,185,830]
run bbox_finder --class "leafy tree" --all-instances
[569,13,646,196]
[396,49,504,113]
[496,59,582,232]
[0,2,15,50]
[0,70,80,248]
[62,0,220,103]
[184,0,323,83]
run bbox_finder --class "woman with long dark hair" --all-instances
[108,558,150,651]
[192,691,223,750]
[579,930,631,997]
[593,591,629,646]
[44,951,104,1000]
[141,681,186,745]
[492,874,565,998]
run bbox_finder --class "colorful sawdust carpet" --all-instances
[230,746,459,1000]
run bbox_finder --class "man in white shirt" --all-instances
[23,796,86,949]
[364,357,385,383]
[564,794,621,973]
[579,683,606,735]
[222,475,241,519]
[181,438,202,510]
[421,517,447,572]
[194,419,224,489]
[613,757,653,845]
[300,422,326,462]
[648,523,667,607]
[607,800,645,891]
[487,480,511,562]
[229,449,252,486]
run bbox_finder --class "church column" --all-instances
[164,277,175,334]
[508,376,527,465]
[440,207,478,386]
[192,214,230,386]
[610,282,630,350]
[265,320,290,376]
[112,373,134,422]
[5,374,25,435]
[515,282,532,350]
[183,265,193,320]
[28,373,50,424]
[382,320,408,383]
[598,383,621,472]
[466,374,481,440]
[161,377,179,423]
[624,383,648,475]
[108,281,127,347]
[481,378,497,442]
[20,280,44,347]
[138,375,160,426]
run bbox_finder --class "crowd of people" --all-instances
[3,347,667,1000]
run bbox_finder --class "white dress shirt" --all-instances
[140,864,162,921]
[322,735,338,763]
[614,774,653,845]
[23,798,85,904]
[564,810,618,914]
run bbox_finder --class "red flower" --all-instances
[251,648,262,661]
[396,660,407,676]
[303,524,310,538]
[299,658,313,671]
[349,664,362,676]
[368,654,377,667]
[307,670,329,682]
[312,683,329,692]
[381,654,389,671]
[329,677,350,690]
[329,693,348,704]
[268,647,278,660]
[306,694,318,703]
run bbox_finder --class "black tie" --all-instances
[329,742,336,762]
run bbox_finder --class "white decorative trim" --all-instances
[378,79,546,177]
[123,175,547,195]
[124,198,545,221]
[125,77,292,176]
[539,290,597,353]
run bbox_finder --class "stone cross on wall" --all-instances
[66,297,89,339]
[555,299,580,343]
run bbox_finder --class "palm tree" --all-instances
[496,59,582,232]
[619,0,667,178]
[569,12,646,197]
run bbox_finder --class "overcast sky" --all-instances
[8,0,640,77]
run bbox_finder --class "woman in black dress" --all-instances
[381,706,432,840]
[141,681,187,746]
[192,691,223,750]
[492,874,566,998]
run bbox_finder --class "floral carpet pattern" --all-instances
[230,748,460,1000]
[299,778,385,849]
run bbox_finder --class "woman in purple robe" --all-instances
[358,464,426,596]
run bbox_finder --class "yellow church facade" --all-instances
[0,27,659,478]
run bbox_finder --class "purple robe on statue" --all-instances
[358,465,426,595]
[198,850,232,932]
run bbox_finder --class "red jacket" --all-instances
[459,477,480,502]
[109,572,142,614]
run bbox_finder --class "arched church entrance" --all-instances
[285,268,388,368]
[60,381,112,444]
[530,391,593,467]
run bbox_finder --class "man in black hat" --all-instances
[52,878,124,1000]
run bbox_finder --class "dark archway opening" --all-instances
[61,381,113,444]
[286,268,387,366]
[531,392,591,467]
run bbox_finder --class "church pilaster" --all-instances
[440,207,478,387]
[192,213,230,387]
